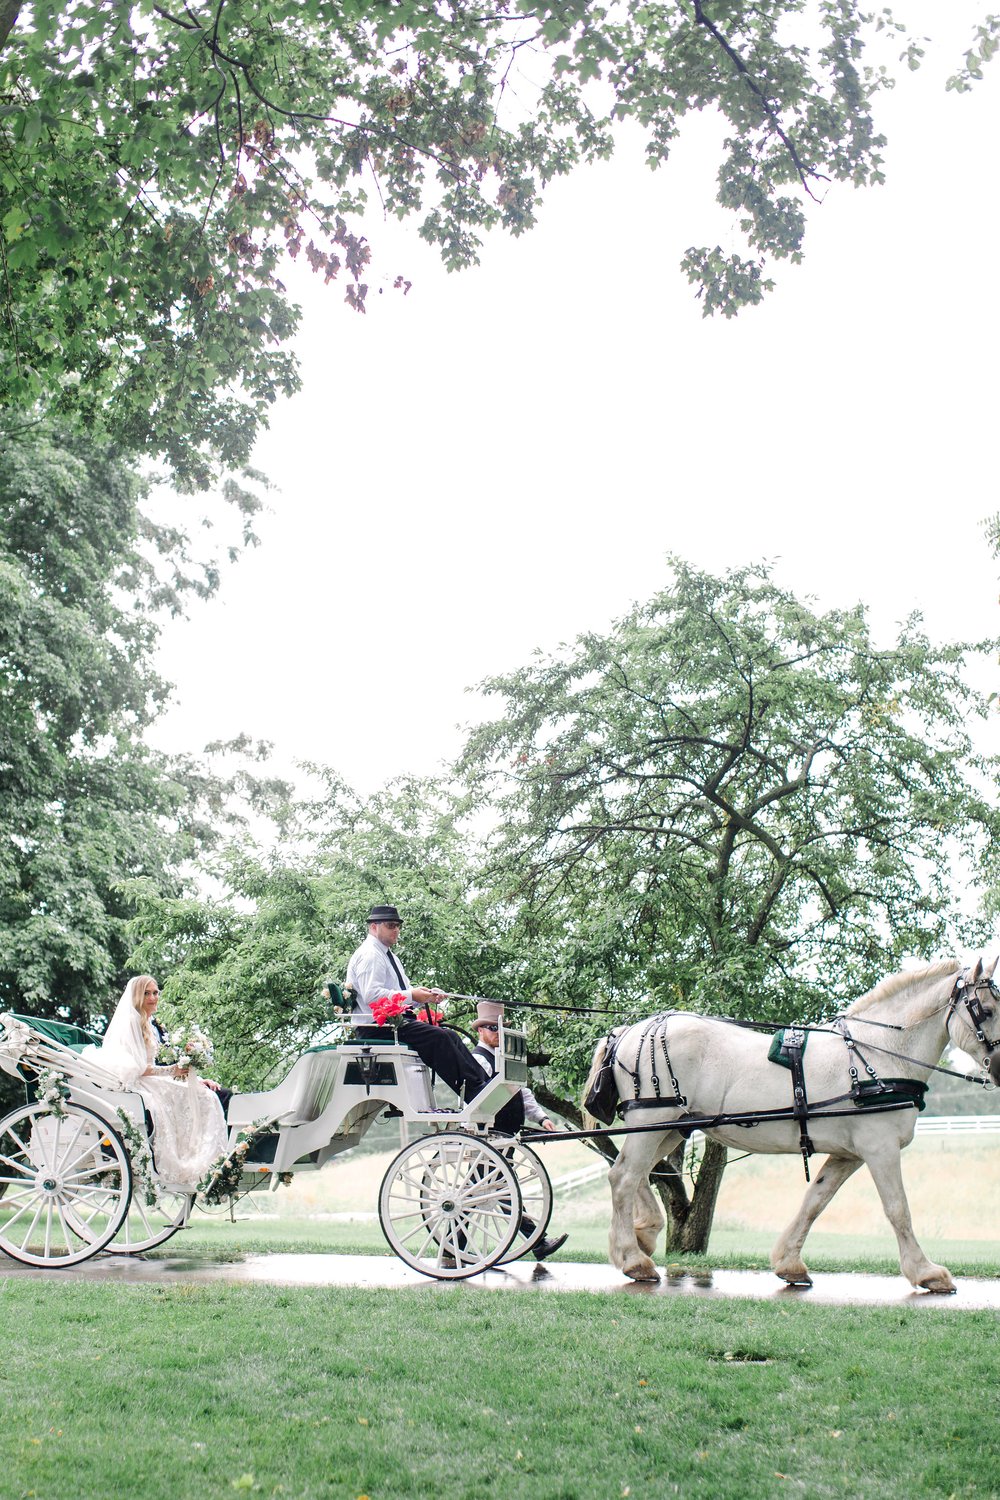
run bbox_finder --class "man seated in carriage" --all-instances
[346,904,487,1104]
[470,1000,569,1262]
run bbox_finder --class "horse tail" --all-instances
[582,1029,623,1130]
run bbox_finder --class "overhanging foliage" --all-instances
[0,1,970,479]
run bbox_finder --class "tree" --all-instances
[0,0,958,481]
[0,424,283,1047]
[459,559,1000,1249]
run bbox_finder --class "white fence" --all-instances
[914,1115,1000,1135]
[552,1162,608,1194]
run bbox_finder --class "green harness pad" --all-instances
[768,1029,927,1111]
[768,1027,808,1069]
[851,1078,927,1111]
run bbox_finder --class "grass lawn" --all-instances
[3,1135,998,1498]
[2,1277,998,1500]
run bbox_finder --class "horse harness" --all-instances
[584,968,998,1181]
[947,970,1000,1056]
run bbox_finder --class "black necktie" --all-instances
[386,946,436,1023]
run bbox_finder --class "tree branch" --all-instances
[0,0,22,52]
[692,0,825,202]
[152,3,202,32]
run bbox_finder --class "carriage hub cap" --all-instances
[40,1176,58,1193]
[439,1197,457,1213]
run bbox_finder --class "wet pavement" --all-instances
[3,1252,1000,1307]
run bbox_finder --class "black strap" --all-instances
[783,1031,815,1180]
[523,1097,923,1145]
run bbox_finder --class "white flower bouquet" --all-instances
[158,1023,214,1073]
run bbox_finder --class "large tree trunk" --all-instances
[657,1138,728,1253]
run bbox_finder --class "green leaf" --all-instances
[20,107,43,151]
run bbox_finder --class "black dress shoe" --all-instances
[533,1232,568,1262]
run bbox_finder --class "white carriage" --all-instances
[0,1007,554,1280]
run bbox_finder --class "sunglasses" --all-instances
[380,920,403,930]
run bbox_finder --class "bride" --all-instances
[91,975,228,1186]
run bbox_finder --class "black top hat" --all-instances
[367,904,402,925]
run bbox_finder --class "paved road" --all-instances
[2,1253,999,1307]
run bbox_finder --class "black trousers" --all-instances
[353,1020,486,1102]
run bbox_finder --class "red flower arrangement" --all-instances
[369,993,444,1026]
[370,993,410,1026]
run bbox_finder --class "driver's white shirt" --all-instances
[345,934,412,1023]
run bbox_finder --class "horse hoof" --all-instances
[918,1274,956,1295]
[775,1270,812,1288]
[623,1258,659,1283]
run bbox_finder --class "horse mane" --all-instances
[845,958,961,1026]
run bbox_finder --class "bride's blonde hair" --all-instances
[127,974,158,1049]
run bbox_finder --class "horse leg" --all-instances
[863,1143,955,1293]
[633,1175,664,1256]
[608,1129,677,1281]
[771,1154,862,1286]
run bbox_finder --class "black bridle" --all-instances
[946,970,1000,1059]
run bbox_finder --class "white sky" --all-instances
[152,5,999,796]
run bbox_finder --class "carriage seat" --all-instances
[5,1013,101,1052]
[227,1047,345,1130]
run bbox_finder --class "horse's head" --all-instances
[948,957,1000,1084]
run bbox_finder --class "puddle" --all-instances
[2,1253,999,1307]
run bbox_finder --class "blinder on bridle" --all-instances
[947,967,1000,1058]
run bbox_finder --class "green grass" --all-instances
[1,1278,997,1500]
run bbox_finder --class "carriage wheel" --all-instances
[488,1137,553,1264]
[410,1138,549,1265]
[87,1188,194,1254]
[0,1101,132,1267]
[378,1133,521,1280]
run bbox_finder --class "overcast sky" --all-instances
[152,5,999,796]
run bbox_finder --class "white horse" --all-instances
[584,957,1000,1289]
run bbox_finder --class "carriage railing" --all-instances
[0,1012,129,1094]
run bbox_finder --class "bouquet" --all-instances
[370,993,412,1027]
[37,1068,69,1119]
[370,993,443,1026]
[158,1022,214,1073]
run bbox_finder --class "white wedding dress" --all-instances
[85,991,228,1187]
